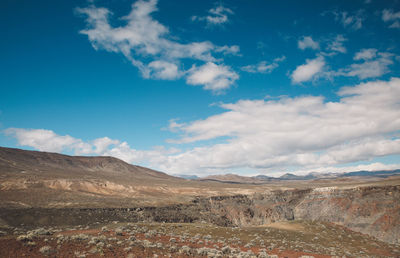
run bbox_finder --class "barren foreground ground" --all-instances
[1,220,400,258]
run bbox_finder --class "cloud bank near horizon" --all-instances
[5,77,400,176]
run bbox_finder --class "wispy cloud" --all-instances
[76,0,239,92]
[241,56,286,74]
[334,10,364,30]
[382,9,400,28]
[341,50,395,79]
[326,35,347,54]
[192,4,233,26]
[353,48,377,60]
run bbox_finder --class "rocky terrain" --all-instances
[0,147,400,257]
[1,221,399,257]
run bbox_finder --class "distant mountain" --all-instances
[279,173,316,180]
[199,169,400,184]
[173,174,199,180]
[340,169,400,178]
[200,174,265,184]
[253,175,275,181]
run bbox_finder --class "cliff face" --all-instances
[201,185,400,244]
[294,185,400,245]
[1,185,398,245]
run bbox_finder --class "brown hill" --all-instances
[0,146,173,180]
[0,147,259,208]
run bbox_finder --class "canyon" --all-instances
[0,147,399,257]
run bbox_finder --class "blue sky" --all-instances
[1,0,400,176]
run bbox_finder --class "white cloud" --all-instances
[389,21,400,28]
[186,62,239,92]
[167,119,185,132]
[382,9,400,28]
[334,10,364,30]
[319,137,400,164]
[298,36,319,50]
[160,77,400,175]
[354,48,377,60]
[148,60,180,80]
[92,137,120,154]
[76,0,238,91]
[101,142,179,165]
[6,79,400,176]
[291,56,325,83]
[241,56,286,74]
[215,45,240,55]
[4,128,92,154]
[192,4,233,26]
[345,52,394,79]
[382,9,400,21]
[326,35,347,54]
[4,128,178,166]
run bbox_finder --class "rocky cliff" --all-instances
[201,185,400,244]
[2,184,398,245]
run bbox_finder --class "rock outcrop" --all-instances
[201,185,400,244]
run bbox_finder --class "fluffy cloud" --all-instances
[298,36,319,50]
[241,56,285,74]
[291,56,325,83]
[92,137,120,154]
[4,128,178,166]
[186,62,239,92]
[76,0,238,91]
[6,79,400,176]
[192,4,233,26]
[147,61,180,80]
[4,128,91,154]
[160,77,400,174]
[382,9,400,28]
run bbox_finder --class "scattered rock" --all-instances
[39,245,55,255]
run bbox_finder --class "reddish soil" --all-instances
[0,229,337,258]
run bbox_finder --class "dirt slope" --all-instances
[0,147,261,208]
